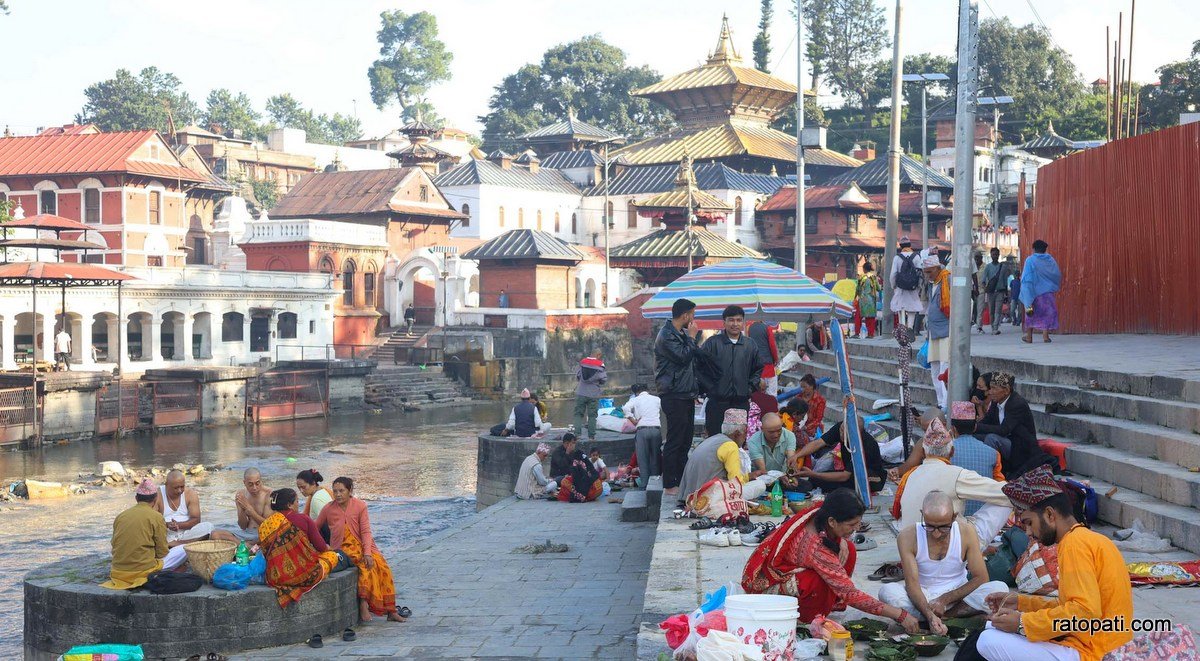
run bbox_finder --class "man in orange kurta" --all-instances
[976,465,1132,661]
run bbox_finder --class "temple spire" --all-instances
[707,15,743,65]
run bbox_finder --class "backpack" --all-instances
[1057,477,1100,524]
[145,570,203,594]
[895,252,921,290]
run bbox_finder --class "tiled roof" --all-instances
[272,168,463,220]
[541,150,604,170]
[1020,122,1075,152]
[823,153,954,191]
[636,187,731,212]
[37,124,99,136]
[592,162,790,196]
[635,62,798,98]
[519,116,622,142]
[615,123,861,168]
[0,131,208,182]
[866,192,953,218]
[433,158,581,195]
[610,227,762,260]
[758,184,882,213]
[462,229,584,262]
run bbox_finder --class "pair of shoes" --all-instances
[741,522,778,546]
[851,532,879,551]
[993,330,1002,335]
[868,561,900,581]
[700,527,743,547]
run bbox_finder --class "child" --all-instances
[589,448,607,477]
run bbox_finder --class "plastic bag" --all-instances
[62,645,144,661]
[917,339,931,369]
[1013,541,1059,596]
[793,637,827,659]
[696,629,765,661]
[212,561,254,590]
[1115,519,1174,554]
[248,552,267,585]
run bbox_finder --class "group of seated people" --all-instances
[104,467,410,623]
[514,432,611,503]
[498,388,552,438]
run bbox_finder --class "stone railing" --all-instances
[119,266,334,291]
[240,218,388,248]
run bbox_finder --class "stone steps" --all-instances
[793,343,1200,555]
[363,362,473,408]
[621,476,664,523]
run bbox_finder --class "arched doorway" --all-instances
[91,312,116,363]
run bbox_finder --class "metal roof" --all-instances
[1020,121,1076,152]
[636,187,731,212]
[433,158,582,195]
[866,192,953,218]
[593,161,791,197]
[823,153,954,191]
[610,226,763,260]
[614,123,861,168]
[541,150,604,170]
[272,168,463,220]
[0,130,208,182]
[462,229,585,262]
[0,261,138,286]
[758,184,882,213]
[519,116,622,142]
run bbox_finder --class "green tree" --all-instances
[76,67,199,133]
[265,94,361,145]
[799,0,889,113]
[754,0,774,73]
[977,17,1085,143]
[478,35,675,152]
[770,97,828,134]
[367,10,453,117]
[248,177,278,211]
[203,89,264,140]
[402,99,443,126]
[1140,40,1200,131]
[321,113,363,145]
[1050,92,1109,141]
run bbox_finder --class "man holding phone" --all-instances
[655,298,699,495]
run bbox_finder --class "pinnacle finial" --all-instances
[707,15,742,65]
[1047,119,1056,134]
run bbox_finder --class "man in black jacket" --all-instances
[655,298,700,495]
[549,433,579,483]
[701,305,768,438]
[972,372,1049,478]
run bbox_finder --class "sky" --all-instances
[0,0,1194,141]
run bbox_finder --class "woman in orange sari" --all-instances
[316,477,410,623]
[259,488,340,608]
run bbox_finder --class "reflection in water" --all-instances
[0,400,574,658]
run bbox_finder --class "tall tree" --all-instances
[367,10,453,118]
[977,17,1085,143]
[1140,40,1200,131]
[478,35,675,152]
[265,93,361,145]
[203,89,263,140]
[754,0,774,73]
[798,0,888,113]
[402,98,443,126]
[76,67,199,133]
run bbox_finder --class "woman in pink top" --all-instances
[316,477,409,623]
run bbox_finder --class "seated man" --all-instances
[102,479,187,589]
[979,466,1133,661]
[794,412,886,495]
[549,433,579,483]
[893,420,1012,548]
[506,388,550,438]
[233,468,271,542]
[969,372,1052,479]
[747,412,799,482]
[679,409,769,504]
[155,469,237,547]
[888,407,948,481]
[880,491,1009,634]
[515,443,558,499]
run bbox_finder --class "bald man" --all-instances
[231,468,270,542]
[153,470,235,547]
[880,491,1009,634]
[747,412,798,476]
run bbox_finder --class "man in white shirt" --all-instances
[623,384,662,487]
[54,327,72,371]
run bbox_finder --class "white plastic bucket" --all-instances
[724,594,799,659]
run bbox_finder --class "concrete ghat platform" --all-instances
[476,430,636,509]
[24,554,358,660]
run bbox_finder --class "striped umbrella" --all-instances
[641,258,853,320]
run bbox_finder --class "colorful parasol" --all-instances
[826,278,858,303]
[641,258,854,320]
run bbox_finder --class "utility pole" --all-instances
[686,159,696,273]
[948,0,980,406]
[602,141,610,306]
[902,73,950,251]
[793,0,807,274]
[979,97,1012,250]
[882,0,904,335]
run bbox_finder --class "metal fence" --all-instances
[275,344,379,362]
[95,381,143,436]
[0,386,37,445]
[149,381,202,428]
[248,369,329,423]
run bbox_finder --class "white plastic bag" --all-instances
[777,350,803,374]
[1115,519,1174,554]
[696,630,765,661]
[793,637,827,660]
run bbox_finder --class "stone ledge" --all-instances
[24,554,359,661]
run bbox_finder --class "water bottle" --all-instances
[769,481,783,517]
[235,540,249,566]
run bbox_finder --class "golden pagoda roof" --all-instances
[610,226,763,261]
[634,156,732,212]
[614,122,863,168]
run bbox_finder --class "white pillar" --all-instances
[1,317,15,371]
[242,314,252,360]
[180,315,194,361]
[118,317,130,372]
[79,317,94,367]
[41,314,55,362]
[147,316,161,362]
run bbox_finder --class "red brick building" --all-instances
[756,183,884,281]
[463,229,584,310]
[0,131,212,267]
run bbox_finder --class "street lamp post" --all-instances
[794,0,807,274]
[978,96,1013,251]
[882,0,905,336]
[901,72,950,251]
[596,136,625,306]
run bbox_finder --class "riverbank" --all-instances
[240,495,655,659]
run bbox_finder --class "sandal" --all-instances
[342,628,356,642]
[307,634,323,649]
[868,562,895,581]
[689,517,716,530]
[880,564,906,583]
[857,522,872,533]
[398,606,412,618]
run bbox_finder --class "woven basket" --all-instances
[184,539,237,583]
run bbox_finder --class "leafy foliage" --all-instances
[478,35,675,152]
[754,0,774,73]
[800,0,888,111]
[1139,40,1200,132]
[203,89,264,141]
[247,177,278,211]
[265,93,362,145]
[367,10,452,119]
[402,99,443,127]
[76,67,199,133]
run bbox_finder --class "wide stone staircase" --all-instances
[364,325,434,364]
[364,364,475,410]
[784,338,1200,556]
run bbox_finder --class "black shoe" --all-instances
[307,634,323,649]
[342,628,356,642]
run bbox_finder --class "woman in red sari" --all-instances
[316,477,409,623]
[743,488,921,630]
[798,375,826,439]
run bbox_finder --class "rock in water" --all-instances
[99,461,127,478]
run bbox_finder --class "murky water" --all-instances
[0,400,573,658]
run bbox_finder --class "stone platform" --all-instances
[476,429,636,509]
[24,554,358,660]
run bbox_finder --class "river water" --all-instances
[0,400,571,658]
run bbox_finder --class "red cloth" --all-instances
[580,356,605,368]
[283,509,328,553]
[803,392,826,439]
